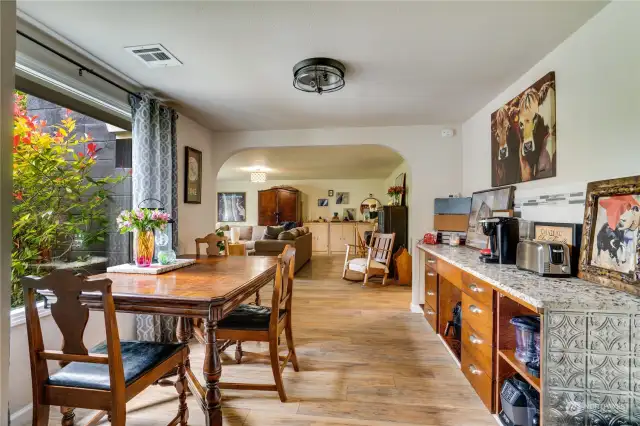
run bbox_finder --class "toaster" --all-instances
[516,240,571,277]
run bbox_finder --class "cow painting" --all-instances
[591,195,640,274]
[491,72,556,186]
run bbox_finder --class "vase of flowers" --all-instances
[117,208,171,267]
[387,186,404,206]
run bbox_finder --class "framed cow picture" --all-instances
[578,175,640,296]
[491,72,556,187]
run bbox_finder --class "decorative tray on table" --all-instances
[106,259,196,275]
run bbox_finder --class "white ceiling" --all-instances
[217,145,403,181]
[17,1,607,132]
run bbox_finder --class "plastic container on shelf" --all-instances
[510,315,541,364]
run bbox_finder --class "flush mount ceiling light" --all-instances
[250,172,267,183]
[293,57,346,95]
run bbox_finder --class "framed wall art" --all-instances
[491,71,556,187]
[578,175,640,295]
[184,146,202,204]
[336,192,349,204]
[533,221,582,276]
[318,198,329,207]
[466,186,516,250]
[217,192,246,222]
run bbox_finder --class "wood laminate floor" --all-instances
[45,255,496,426]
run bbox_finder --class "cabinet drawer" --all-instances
[423,303,437,332]
[462,293,493,333]
[461,272,494,308]
[461,348,494,411]
[425,253,438,272]
[462,320,493,374]
[425,270,438,309]
[437,260,462,288]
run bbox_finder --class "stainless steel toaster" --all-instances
[516,240,571,276]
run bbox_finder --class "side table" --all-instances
[228,242,246,256]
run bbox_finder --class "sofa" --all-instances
[217,224,311,272]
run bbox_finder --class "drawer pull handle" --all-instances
[469,304,482,314]
[426,291,435,296]
[427,272,436,277]
[469,364,482,375]
[427,259,436,264]
[469,334,483,345]
[468,283,484,293]
[425,310,435,316]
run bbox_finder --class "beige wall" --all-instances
[462,1,640,208]
[216,178,386,226]
[177,115,217,254]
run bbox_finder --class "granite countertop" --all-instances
[417,243,640,312]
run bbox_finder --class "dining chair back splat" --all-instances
[22,269,190,426]
[216,245,299,402]
[195,233,230,256]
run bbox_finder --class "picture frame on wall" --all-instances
[217,192,246,222]
[318,198,329,207]
[465,186,516,250]
[328,190,334,197]
[336,192,349,204]
[533,221,583,276]
[395,172,407,206]
[578,175,640,295]
[184,146,202,204]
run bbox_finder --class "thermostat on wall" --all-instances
[441,128,455,138]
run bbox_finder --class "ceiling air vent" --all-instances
[125,44,182,68]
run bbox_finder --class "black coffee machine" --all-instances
[478,217,519,264]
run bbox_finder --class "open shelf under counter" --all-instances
[497,349,540,392]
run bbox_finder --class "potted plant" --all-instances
[387,186,404,206]
[117,209,171,267]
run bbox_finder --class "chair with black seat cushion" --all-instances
[22,269,190,426]
[217,245,299,402]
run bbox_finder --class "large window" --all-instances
[11,91,131,308]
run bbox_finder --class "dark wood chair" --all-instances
[22,270,190,426]
[195,233,229,256]
[216,245,299,402]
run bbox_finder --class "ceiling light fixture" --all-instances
[293,57,345,95]
[250,172,267,183]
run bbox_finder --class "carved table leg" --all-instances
[235,341,243,364]
[255,289,261,306]
[60,406,75,425]
[203,319,222,426]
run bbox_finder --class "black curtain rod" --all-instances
[17,29,142,100]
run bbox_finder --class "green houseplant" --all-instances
[11,92,124,307]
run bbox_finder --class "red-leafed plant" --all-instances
[11,91,124,307]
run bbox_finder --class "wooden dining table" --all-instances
[44,254,278,426]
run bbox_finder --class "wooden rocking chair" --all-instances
[342,232,396,286]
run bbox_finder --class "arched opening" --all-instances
[213,144,412,299]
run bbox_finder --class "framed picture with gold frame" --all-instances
[184,146,202,204]
[578,175,640,295]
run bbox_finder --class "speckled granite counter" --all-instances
[417,243,640,312]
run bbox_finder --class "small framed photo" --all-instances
[328,190,334,197]
[336,192,349,205]
[318,198,329,207]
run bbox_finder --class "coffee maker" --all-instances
[478,217,519,264]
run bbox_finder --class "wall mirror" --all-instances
[360,195,381,221]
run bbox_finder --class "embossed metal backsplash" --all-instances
[544,310,640,425]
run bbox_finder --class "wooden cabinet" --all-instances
[305,223,329,253]
[257,187,301,226]
[329,223,355,253]
[419,247,542,419]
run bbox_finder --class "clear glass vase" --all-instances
[135,230,155,267]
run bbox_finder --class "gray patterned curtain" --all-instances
[129,93,179,342]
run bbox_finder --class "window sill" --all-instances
[10,302,50,327]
